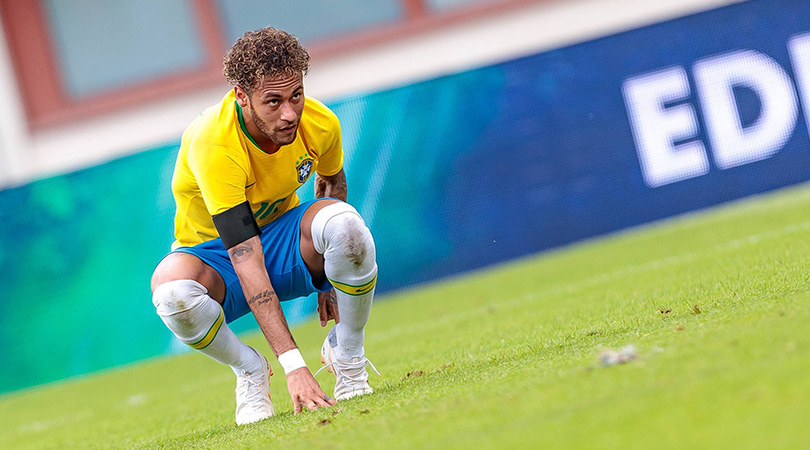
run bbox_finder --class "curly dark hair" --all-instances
[223,27,310,94]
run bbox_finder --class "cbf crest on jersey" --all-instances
[296,158,314,183]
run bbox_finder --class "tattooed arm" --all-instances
[228,236,297,356]
[230,235,333,411]
[314,168,347,202]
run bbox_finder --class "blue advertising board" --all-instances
[328,0,810,291]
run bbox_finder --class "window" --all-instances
[43,0,206,99]
[426,0,499,12]
[217,0,404,45]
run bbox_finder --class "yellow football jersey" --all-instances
[170,90,343,250]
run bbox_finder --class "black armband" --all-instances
[212,201,260,249]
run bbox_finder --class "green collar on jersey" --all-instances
[234,101,271,154]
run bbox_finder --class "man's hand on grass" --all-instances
[286,367,336,413]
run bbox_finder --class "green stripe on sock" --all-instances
[187,309,224,350]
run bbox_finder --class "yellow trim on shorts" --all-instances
[329,274,377,296]
[187,309,225,350]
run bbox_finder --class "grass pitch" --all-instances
[2,185,810,449]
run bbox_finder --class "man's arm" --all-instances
[228,236,296,355]
[314,168,347,201]
[214,203,335,413]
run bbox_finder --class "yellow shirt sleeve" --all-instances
[188,145,248,216]
[316,117,344,177]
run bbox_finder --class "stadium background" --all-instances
[0,0,801,394]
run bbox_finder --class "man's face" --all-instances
[236,73,305,148]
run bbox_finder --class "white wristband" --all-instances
[278,349,307,375]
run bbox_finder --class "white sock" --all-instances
[153,279,263,375]
[332,276,376,360]
[312,202,377,360]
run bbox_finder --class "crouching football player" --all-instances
[150,27,378,425]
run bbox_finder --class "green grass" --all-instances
[3,184,810,449]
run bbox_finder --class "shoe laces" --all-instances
[314,356,381,380]
[236,370,268,404]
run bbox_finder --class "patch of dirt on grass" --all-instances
[402,370,424,380]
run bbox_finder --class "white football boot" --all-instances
[315,327,380,400]
[235,348,275,425]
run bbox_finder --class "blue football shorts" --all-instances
[170,198,332,323]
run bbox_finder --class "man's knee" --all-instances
[151,252,225,301]
[331,213,375,267]
[312,204,375,261]
[152,279,209,316]
[311,203,377,283]
[151,253,189,293]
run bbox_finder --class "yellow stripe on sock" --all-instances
[329,274,377,296]
[187,309,224,350]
